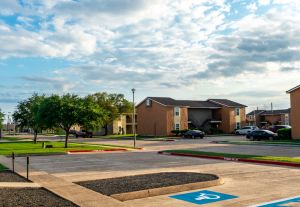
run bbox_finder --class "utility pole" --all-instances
[131,88,136,148]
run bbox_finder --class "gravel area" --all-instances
[0,188,78,207]
[77,172,218,195]
[0,170,28,182]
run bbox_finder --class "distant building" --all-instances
[246,109,290,127]
[137,97,247,136]
[287,84,300,139]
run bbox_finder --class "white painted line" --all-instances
[249,195,300,207]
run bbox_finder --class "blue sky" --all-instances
[1,0,300,117]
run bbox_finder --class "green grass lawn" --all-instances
[0,141,123,156]
[0,163,7,171]
[162,149,300,164]
[216,140,300,146]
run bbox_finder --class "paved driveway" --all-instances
[15,136,300,207]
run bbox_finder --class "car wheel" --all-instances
[236,131,240,135]
[269,136,274,141]
[249,136,254,141]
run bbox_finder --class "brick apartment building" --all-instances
[287,84,300,139]
[246,109,290,127]
[136,97,247,136]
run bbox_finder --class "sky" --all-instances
[1,0,300,117]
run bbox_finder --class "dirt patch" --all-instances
[77,172,219,196]
[0,188,78,207]
[0,171,28,182]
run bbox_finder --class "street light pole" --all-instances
[131,88,136,148]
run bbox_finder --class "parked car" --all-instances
[183,130,205,139]
[246,130,278,141]
[69,130,93,138]
[235,126,258,135]
[269,125,291,133]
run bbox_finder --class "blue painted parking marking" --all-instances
[170,190,238,205]
[251,196,300,207]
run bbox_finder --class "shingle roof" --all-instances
[287,84,300,93]
[261,109,290,115]
[147,97,182,106]
[176,100,221,108]
[141,97,245,108]
[247,110,265,116]
[208,99,247,107]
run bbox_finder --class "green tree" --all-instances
[87,93,132,135]
[13,94,46,143]
[0,109,4,139]
[38,94,107,148]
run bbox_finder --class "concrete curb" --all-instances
[111,177,224,201]
[158,151,300,168]
[0,182,40,188]
[67,148,128,154]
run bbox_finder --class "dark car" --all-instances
[69,130,93,138]
[246,130,277,141]
[183,130,205,139]
[269,125,291,133]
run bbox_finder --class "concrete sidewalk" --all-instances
[0,155,126,207]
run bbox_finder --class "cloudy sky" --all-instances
[1,0,300,115]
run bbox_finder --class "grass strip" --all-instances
[0,163,8,171]
[0,141,125,156]
[216,140,300,146]
[162,150,300,164]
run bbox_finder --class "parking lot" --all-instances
[15,136,300,206]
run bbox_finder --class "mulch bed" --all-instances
[0,188,78,207]
[0,170,28,182]
[77,172,218,196]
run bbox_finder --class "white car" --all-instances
[235,126,258,135]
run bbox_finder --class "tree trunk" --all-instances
[0,129,2,139]
[104,124,108,136]
[64,130,69,148]
[33,130,38,144]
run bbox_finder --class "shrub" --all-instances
[171,129,189,136]
[209,128,223,135]
[277,128,292,140]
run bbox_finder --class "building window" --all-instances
[248,115,253,119]
[146,99,152,107]
[174,107,180,116]
[175,123,180,130]
[236,122,240,129]
[235,108,240,116]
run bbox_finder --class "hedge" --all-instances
[277,128,292,140]
[171,129,188,136]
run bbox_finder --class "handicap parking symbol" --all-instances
[170,190,238,205]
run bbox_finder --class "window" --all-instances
[174,107,180,116]
[175,123,180,130]
[146,98,152,107]
[236,122,240,129]
[235,108,240,116]
[248,115,253,119]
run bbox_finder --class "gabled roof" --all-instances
[261,109,290,115]
[137,97,246,108]
[287,84,300,93]
[175,100,221,108]
[247,110,265,116]
[208,99,247,108]
[147,97,180,106]
[247,109,290,116]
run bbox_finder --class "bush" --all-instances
[277,128,292,140]
[171,129,188,136]
[209,128,223,135]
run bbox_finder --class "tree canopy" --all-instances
[12,92,132,148]
[13,94,45,143]
[87,92,132,135]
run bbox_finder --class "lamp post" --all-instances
[131,88,136,148]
